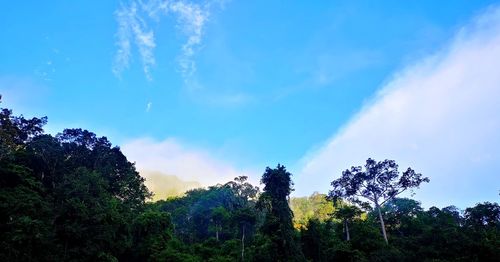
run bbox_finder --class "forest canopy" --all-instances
[1,99,499,261]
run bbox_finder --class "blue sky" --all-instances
[1,1,500,208]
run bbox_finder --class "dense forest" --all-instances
[1,99,499,262]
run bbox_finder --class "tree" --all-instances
[224,176,259,207]
[0,100,156,261]
[328,158,429,244]
[290,192,334,229]
[211,206,229,241]
[300,218,341,262]
[332,203,362,241]
[378,198,424,240]
[130,209,174,261]
[56,128,151,209]
[0,96,47,161]
[464,202,500,228]
[257,164,305,261]
[463,202,500,260]
[233,208,256,261]
[223,176,259,260]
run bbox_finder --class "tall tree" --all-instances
[224,176,259,260]
[257,164,305,261]
[233,207,256,261]
[332,203,362,241]
[210,206,229,241]
[328,158,429,244]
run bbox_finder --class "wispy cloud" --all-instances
[169,1,209,78]
[113,1,156,80]
[113,0,225,81]
[295,6,500,208]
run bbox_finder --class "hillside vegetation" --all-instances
[1,101,499,261]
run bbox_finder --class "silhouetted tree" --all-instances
[329,158,429,244]
[257,164,305,261]
[464,202,500,227]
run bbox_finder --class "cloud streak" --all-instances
[113,0,224,81]
[296,6,500,208]
[169,1,209,78]
[113,1,156,80]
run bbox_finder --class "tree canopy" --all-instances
[329,158,429,243]
[1,99,499,261]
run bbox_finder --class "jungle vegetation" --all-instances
[1,98,499,261]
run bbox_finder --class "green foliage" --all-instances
[257,164,305,261]
[1,100,500,262]
[290,192,334,229]
[332,202,363,241]
[152,176,262,261]
[131,210,172,258]
[329,158,429,244]
[329,159,429,209]
[0,103,157,261]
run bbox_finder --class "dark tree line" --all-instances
[1,99,499,261]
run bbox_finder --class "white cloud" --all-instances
[146,101,152,112]
[113,1,156,80]
[169,1,209,78]
[295,6,500,208]
[113,0,224,81]
[122,137,257,187]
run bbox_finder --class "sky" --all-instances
[1,0,500,208]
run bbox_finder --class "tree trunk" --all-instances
[345,219,350,241]
[241,225,245,261]
[375,202,388,244]
[216,223,219,241]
